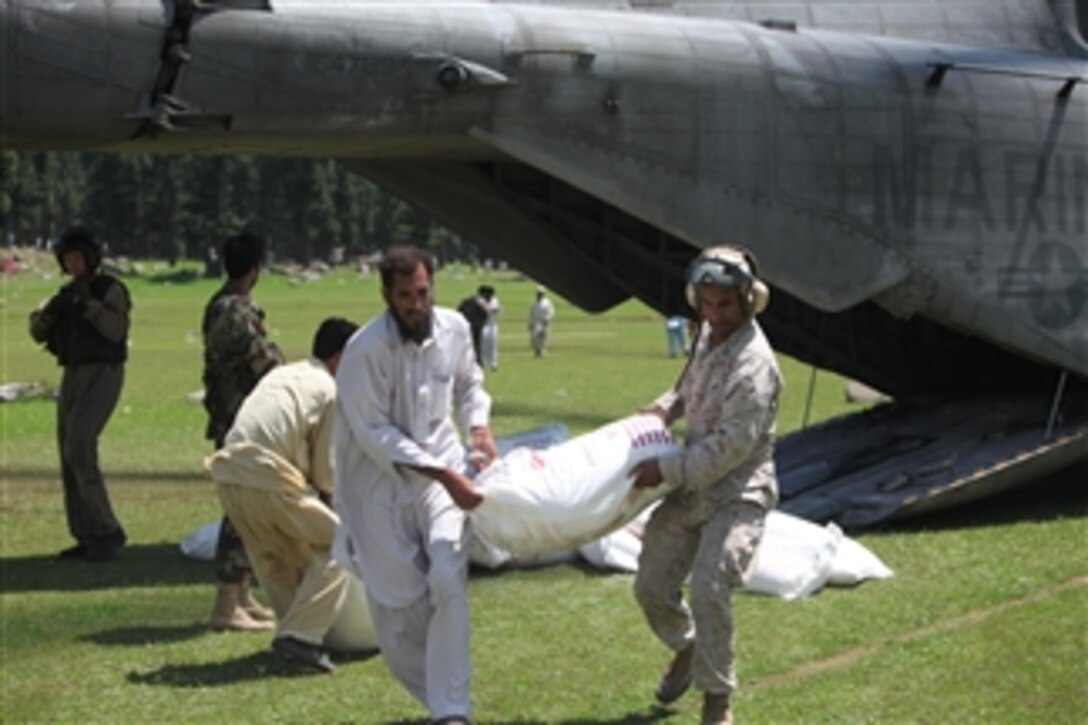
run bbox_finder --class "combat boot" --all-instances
[238,578,276,622]
[209,582,275,631]
[655,645,694,704]
[701,693,732,725]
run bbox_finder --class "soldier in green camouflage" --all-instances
[202,231,285,631]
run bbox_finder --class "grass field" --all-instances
[1,251,1086,723]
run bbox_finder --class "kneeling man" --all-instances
[207,317,358,672]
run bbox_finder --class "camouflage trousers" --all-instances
[211,430,253,584]
[633,497,767,695]
[214,515,253,584]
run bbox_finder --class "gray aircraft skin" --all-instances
[2,0,1086,527]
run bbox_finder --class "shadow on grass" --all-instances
[0,543,214,594]
[470,557,631,582]
[5,466,205,482]
[80,623,208,646]
[550,705,681,724]
[125,647,380,687]
[409,706,679,725]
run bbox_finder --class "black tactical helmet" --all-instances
[53,226,102,273]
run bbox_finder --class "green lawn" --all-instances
[2,251,1085,723]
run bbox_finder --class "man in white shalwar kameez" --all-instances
[207,317,359,673]
[335,246,497,725]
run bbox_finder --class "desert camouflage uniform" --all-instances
[202,285,284,582]
[634,318,782,697]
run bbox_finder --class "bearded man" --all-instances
[334,245,498,725]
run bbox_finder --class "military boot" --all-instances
[655,645,694,704]
[238,578,276,622]
[701,693,732,725]
[209,582,275,631]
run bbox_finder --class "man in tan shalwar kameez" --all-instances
[207,317,358,672]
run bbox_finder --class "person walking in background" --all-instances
[665,315,688,358]
[335,246,498,724]
[456,285,489,365]
[528,286,555,357]
[479,284,501,372]
[207,317,358,673]
[29,226,131,562]
[629,246,781,725]
[202,231,285,632]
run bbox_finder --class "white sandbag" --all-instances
[179,519,221,562]
[574,507,894,598]
[468,422,575,569]
[742,510,842,600]
[577,503,657,573]
[578,527,643,573]
[471,414,678,555]
[468,530,513,569]
[468,530,579,570]
[323,573,379,653]
[827,536,894,586]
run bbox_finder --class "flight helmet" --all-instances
[53,226,102,273]
[684,245,769,316]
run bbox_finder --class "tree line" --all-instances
[0,151,471,264]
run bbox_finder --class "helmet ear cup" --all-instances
[739,248,769,314]
[684,282,697,309]
[750,279,770,314]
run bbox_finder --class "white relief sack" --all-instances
[577,503,657,573]
[575,506,894,598]
[322,572,379,653]
[742,510,894,598]
[467,530,580,570]
[742,510,843,599]
[827,535,894,586]
[470,414,679,555]
[179,519,221,561]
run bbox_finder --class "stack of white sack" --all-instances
[578,505,892,596]
[741,509,894,598]
[578,505,893,598]
[470,414,678,556]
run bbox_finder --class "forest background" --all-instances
[1,151,462,265]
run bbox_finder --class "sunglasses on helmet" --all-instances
[685,256,752,289]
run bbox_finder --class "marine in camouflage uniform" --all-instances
[202,279,284,588]
[630,246,781,725]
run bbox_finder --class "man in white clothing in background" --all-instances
[479,285,500,372]
[335,246,498,724]
[528,286,555,357]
